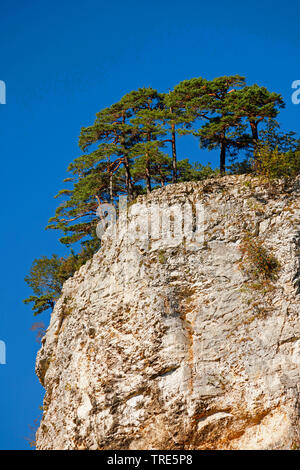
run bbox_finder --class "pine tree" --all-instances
[48,88,167,248]
[197,114,250,174]
[132,148,172,189]
[79,103,136,199]
[169,75,249,173]
[158,91,194,183]
[161,79,210,179]
[47,150,125,247]
[226,84,284,151]
[130,89,167,193]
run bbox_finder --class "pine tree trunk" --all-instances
[145,156,151,194]
[220,142,226,175]
[250,121,259,153]
[145,134,152,194]
[169,102,178,183]
[121,113,134,201]
[171,122,177,183]
[124,157,134,200]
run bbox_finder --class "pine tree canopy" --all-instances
[25,75,299,315]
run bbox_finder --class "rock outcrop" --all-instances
[36,175,300,450]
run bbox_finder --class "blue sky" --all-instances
[0,0,299,449]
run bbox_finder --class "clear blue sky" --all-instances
[0,0,299,450]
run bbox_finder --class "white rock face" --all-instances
[36,176,300,450]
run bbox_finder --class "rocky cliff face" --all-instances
[36,175,300,450]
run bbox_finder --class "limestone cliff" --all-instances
[36,175,300,450]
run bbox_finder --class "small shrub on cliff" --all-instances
[158,250,166,264]
[291,441,300,450]
[24,240,99,315]
[239,233,280,283]
[177,161,219,182]
[252,144,300,180]
[24,255,63,315]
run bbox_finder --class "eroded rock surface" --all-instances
[36,176,300,449]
